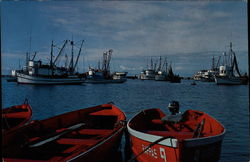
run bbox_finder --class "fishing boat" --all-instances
[3,103,126,162]
[85,49,127,84]
[139,57,156,80]
[16,40,85,85]
[214,42,248,85]
[193,56,219,82]
[127,101,225,162]
[2,99,32,132]
[155,57,168,81]
[166,64,181,83]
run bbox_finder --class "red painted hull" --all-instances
[3,103,126,162]
[2,103,32,132]
[127,108,225,162]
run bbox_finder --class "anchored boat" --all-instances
[127,101,225,162]
[2,99,32,132]
[3,103,126,162]
[214,42,248,85]
[86,49,127,84]
[16,40,85,85]
[155,57,168,81]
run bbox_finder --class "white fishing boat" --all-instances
[139,57,156,80]
[85,49,127,84]
[17,73,84,85]
[193,56,219,82]
[214,42,248,85]
[140,69,155,80]
[16,40,85,85]
[112,72,127,81]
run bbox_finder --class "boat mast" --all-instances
[53,40,68,65]
[50,40,54,75]
[150,57,153,70]
[26,52,29,69]
[98,60,100,70]
[65,54,68,68]
[162,57,168,72]
[69,40,74,74]
[157,56,162,71]
[211,56,215,70]
[73,40,84,72]
[216,56,221,69]
[102,49,112,77]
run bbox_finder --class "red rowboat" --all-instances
[2,99,32,132]
[127,108,225,162]
[3,103,126,162]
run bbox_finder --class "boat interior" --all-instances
[2,105,31,130]
[130,108,224,140]
[3,105,124,161]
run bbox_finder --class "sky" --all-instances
[1,1,248,76]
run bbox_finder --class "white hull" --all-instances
[17,73,84,85]
[215,76,242,85]
[140,74,155,80]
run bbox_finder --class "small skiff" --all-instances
[3,103,126,162]
[2,100,32,132]
[127,108,225,162]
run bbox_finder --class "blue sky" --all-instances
[1,1,248,76]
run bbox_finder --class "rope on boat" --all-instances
[193,118,205,138]
[127,136,176,162]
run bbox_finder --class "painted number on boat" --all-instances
[142,144,167,162]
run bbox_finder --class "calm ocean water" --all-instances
[2,78,249,162]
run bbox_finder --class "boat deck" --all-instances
[130,109,224,140]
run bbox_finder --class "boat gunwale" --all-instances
[3,103,33,132]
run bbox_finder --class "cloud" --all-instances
[2,1,247,76]
[39,2,247,56]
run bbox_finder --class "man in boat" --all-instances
[161,101,183,123]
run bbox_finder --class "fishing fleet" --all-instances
[2,40,248,162]
[193,42,248,85]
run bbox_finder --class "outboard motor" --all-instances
[168,101,180,115]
